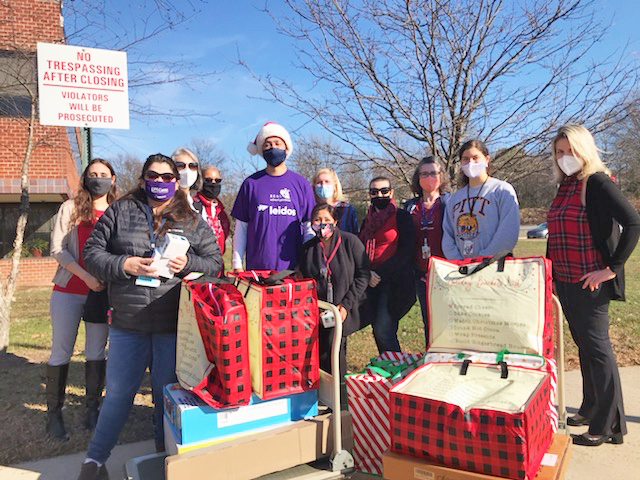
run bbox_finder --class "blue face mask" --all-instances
[315,184,334,200]
[263,148,287,167]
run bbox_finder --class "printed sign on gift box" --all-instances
[389,362,553,480]
[233,271,320,400]
[346,352,424,475]
[427,256,554,358]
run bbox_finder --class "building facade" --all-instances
[0,0,80,275]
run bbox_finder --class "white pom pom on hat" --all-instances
[246,122,294,159]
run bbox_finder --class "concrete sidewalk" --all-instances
[3,366,639,480]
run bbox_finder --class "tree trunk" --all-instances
[0,100,35,353]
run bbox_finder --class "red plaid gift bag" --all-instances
[390,362,553,480]
[176,281,251,409]
[346,352,424,475]
[233,271,320,400]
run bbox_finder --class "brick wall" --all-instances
[0,256,56,286]
[0,0,80,198]
[0,0,63,51]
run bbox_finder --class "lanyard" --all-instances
[419,197,439,230]
[143,204,165,250]
[320,234,342,279]
[466,178,488,218]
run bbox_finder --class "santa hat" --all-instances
[246,122,293,159]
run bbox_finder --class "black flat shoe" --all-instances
[567,413,591,426]
[571,432,624,446]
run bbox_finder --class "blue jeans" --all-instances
[370,282,401,353]
[415,275,429,348]
[86,327,177,463]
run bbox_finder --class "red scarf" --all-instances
[359,199,398,266]
[195,193,230,254]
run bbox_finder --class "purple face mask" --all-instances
[144,180,176,201]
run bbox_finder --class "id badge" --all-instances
[462,239,474,257]
[421,238,431,259]
[320,310,336,328]
[135,276,161,288]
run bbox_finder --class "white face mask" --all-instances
[557,155,582,176]
[179,168,199,188]
[461,161,487,179]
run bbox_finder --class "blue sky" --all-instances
[84,0,640,168]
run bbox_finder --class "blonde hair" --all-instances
[312,168,345,203]
[551,125,610,183]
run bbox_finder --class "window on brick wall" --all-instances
[0,50,36,118]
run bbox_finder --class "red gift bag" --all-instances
[176,280,251,408]
[232,271,320,400]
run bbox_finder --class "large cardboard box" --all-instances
[165,411,353,480]
[163,383,318,445]
[383,433,572,480]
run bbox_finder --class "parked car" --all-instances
[527,223,548,239]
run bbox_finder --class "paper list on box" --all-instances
[541,453,558,467]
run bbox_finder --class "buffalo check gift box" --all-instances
[389,361,553,480]
[234,271,320,400]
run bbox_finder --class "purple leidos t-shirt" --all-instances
[231,169,315,271]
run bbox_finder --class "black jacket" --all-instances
[362,209,416,323]
[83,196,222,333]
[299,230,370,336]
[585,172,640,301]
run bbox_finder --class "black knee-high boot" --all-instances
[84,359,106,430]
[46,363,70,441]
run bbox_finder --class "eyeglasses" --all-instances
[203,178,222,184]
[175,161,199,171]
[419,171,440,178]
[369,187,391,196]
[145,171,176,182]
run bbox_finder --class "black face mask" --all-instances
[371,196,391,210]
[85,177,112,197]
[201,182,221,199]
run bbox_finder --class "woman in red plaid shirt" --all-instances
[547,125,640,447]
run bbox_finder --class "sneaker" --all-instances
[76,461,109,480]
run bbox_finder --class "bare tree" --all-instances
[189,137,228,169]
[602,100,640,197]
[0,49,54,352]
[252,0,638,187]
[110,152,143,193]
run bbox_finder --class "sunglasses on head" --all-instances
[175,161,199,171]
[369,187,391,196]
[145,171,176,182]
[203,177,222,184]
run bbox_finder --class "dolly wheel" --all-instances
[331,450,355,472]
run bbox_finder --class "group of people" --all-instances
[44,121,637,480]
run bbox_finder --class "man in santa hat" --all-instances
[231,122,316,271]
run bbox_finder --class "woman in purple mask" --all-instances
[77,154,222,480]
